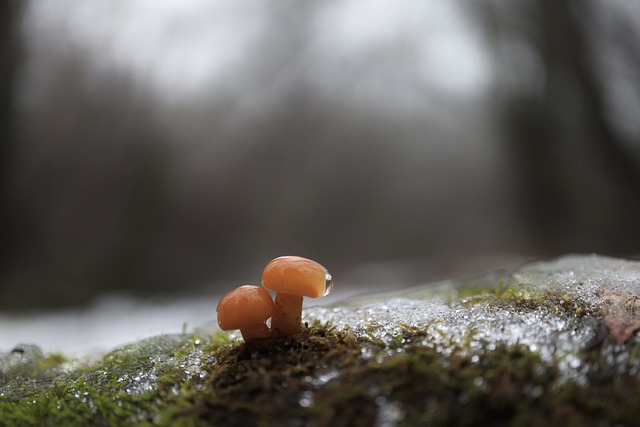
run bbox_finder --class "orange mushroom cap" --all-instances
[262,256,333,298]
[216,285,275,331]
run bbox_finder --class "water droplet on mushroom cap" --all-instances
[324,272,333,296]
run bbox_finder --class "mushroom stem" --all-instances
[240,322,271,340]
[271,293,303,336]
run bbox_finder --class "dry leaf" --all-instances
[598,287,640,344]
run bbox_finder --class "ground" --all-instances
[1,254,639,426]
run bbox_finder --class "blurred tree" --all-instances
[0,0,22,276]
[478,0,640,254]
[4,41,171,308]
[0,1,544,308]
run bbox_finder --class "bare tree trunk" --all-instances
[539,0,640,197]
[537,0,640,252]
[484,0,640,253]
[0,0,22,269]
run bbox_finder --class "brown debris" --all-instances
[598,287,640,344]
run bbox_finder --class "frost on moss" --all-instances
[1,254,640,426]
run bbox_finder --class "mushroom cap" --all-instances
[216,285,275,331]
[262,256,333,298]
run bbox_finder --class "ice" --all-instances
[305,254,640,381]
[0,344,44,377]
[510,254,640,304]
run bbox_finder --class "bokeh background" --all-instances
[1,0,640,311]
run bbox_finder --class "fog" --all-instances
[1,0,639,316]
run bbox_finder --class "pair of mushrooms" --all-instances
[216,256,333,340]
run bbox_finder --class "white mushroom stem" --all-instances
[240,322,271,341]
[271,293,303,336]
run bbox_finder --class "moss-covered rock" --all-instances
[1,254,639,425]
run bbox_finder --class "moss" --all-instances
[449,280,598,321]
[439,278,591,314]
[153,325,639,426]
[1,321,639,426]
[0,280,636,426]
[0,335,203,426]
[37,353,69,371]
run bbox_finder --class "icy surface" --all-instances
[0,344,44,377]
[306,294,597,360]
[509,254,640,303]
[305,254,640,381]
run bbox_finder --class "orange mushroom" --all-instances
[261,256,333,336]
[216,285,275,341]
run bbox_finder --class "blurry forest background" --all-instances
[1,0,639,310]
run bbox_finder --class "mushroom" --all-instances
[261,256,333,336]
[216,285,275,341]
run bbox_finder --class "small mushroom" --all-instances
[262,256,333,336]
[216,285,275,341]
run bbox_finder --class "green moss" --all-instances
[449,280,597,320]
[154,326,639,426]
[0,280,634,426]
[37,353,69,371]
[1,321,639,426]
[0,335,204,426]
